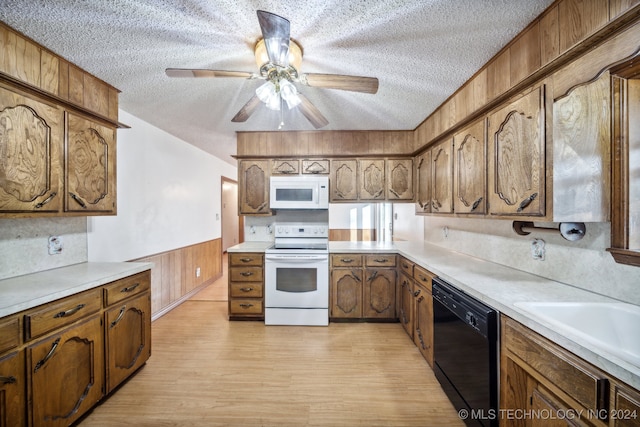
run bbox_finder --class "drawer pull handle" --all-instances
[340,258,354,263]
[121,283,140,293]
[0,375,16,385]
[34,338,60,373]
[239,303,254,308]
[420,276,428,282]
[53,303,85,318]
[35,192,57,209]
[240,287,254,292]
[240,258,253,263]
[69,192,87,209]
[402,263,409,268]
[240,272,253,277]
[373,258,387,263]
[110,306,126,328]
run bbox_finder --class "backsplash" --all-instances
[0,217,88,280]
[422,216,640,306]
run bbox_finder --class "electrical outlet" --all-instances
[531,239,545,260]
[48,236,63,255]
[196,267,201,277]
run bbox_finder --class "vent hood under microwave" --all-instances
[270,176,329,210]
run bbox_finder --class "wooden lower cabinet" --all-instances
[228,253,264,320]
[0,350,25,427]
[330,254,396,320]
[105,291,151,393]
[412,266,434,367]
[398,272,414,338]
[28,315,104,427]
[0,269,151,427]
[501,315,640,427]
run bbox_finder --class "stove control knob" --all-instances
[313,228,318,234]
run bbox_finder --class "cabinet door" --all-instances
[364,268,396,319]
[0,84,63,213]
[431,139,454,213]
[611,382,640,427]
[415,151,431,214]
[271,159,299,175]
[330,269,362,318]
[330,159,358,201]
[238,160,270,214]
[105,292,151,393]
[387,159,413,200]
[413,279,433,368]
[358,159,385,200]
[28,315,104,427]
[398,273,414,338]
[65,112,116,213]
[0,351,25,427]
[453,119,487,214]
[301,159,329,175]
[488,86,546,217]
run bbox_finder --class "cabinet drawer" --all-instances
[230,282,264,298]
[365,254,396,267]
[399,257,414,276]
[503,317,608,413]
[230,267,263,282]
[25,288,102,340]
[331,254,363,267]
[413,266,433,292]
[0,315,21,354]
[229,299,263,315]
[103,270,151,307]
[229,253,264,267]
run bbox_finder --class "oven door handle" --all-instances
[265,255,328,262]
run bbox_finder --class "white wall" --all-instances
[421,216,640,306]
[392,203,423,241]
[87,110,237,262]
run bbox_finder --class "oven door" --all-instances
[265,253,329,309]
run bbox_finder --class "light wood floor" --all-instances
[79,255,464,427]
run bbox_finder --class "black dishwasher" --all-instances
[432,277,498,427]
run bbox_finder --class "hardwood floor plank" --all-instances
[79,299,463,426]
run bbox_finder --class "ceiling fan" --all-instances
[165,10,379,129]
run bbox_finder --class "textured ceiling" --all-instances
[0,0,554,164]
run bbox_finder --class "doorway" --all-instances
[221,177,242,252]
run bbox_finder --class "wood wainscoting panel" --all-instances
[132,238,222,319]
[329,229,376,242]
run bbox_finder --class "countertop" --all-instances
[227,241,274,252]
[0,261,153,318]
[229,240,640,390]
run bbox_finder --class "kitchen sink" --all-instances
[513,301,640,368]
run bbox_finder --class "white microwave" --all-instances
[270,176,329,209]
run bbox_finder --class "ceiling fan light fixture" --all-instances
[254,38,302,70]
[255,81,281,110]
[280,79,301,109]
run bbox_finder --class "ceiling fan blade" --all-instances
[166,68,255,79]
[256,10,290,67]
[297,93,329,129]
[231,94,262,123]
[301,73,379,94]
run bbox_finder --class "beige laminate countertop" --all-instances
[230,240,640,390]
[0,262,153,318]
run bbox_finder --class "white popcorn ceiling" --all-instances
[0,0,554,164]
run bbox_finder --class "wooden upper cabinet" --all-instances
[488,85,546,217]
[609,66,640,267]
[301,159,329,174]
[358,159,385,200]
[0,84,63,214]
[238,160,270,215]
[415,151,431,214]
[65,112,116,213]
[387,159,413,200]
[453,119,487,215]
[330,159,358,201]
[271,159,299,175]
[430,139,453,214]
